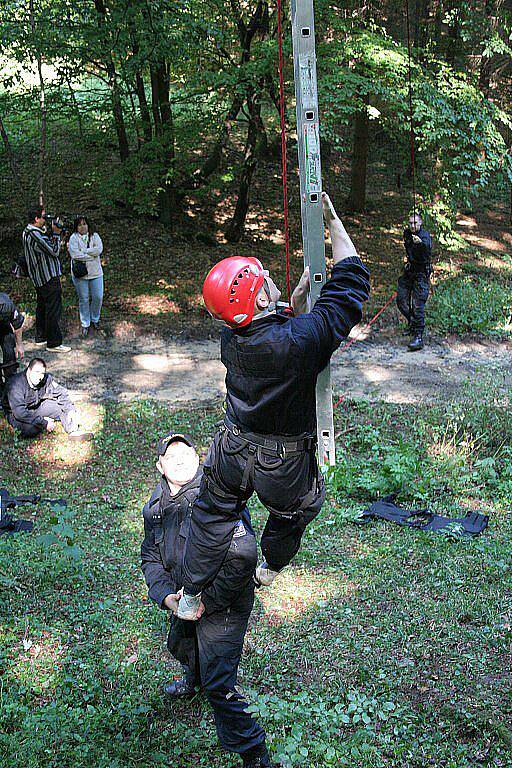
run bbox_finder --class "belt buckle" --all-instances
[279,443,286,460]
[233,425,240,436]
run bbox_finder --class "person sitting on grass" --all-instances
[141,432,278,768]
[1,357,93,440]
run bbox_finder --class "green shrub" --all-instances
[429,276,511,336]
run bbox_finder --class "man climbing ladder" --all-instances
[177,193,370,620]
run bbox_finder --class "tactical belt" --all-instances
[223,416,316,458]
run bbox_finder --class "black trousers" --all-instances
[35,276,63,348]
[396,269,430,335]
[8,399,77,438]
[0,327,17,385]
[182,427,325,595]
[167,593,266,756]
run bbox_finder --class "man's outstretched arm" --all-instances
[321,192,358,263]
[291,192,361,317]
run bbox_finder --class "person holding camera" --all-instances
[22,204,70,353]
[68,216,104,338]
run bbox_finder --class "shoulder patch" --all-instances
[233,520,247,538]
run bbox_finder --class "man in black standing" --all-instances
[22,205,70,353]
[0,291,25,393]
[396,212,432,351]
[141,433,276,768]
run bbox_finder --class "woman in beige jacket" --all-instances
[68,216,104,337]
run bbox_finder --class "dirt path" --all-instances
[23,329,511,407]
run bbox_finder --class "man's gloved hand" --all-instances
[177,591,204,621]
[411,234,422,244]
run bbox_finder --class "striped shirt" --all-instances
[22,225,62,288]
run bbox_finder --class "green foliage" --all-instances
[429,275,512,336]
[329,373,512,507]
[0,390,511,767]
[247,689,406,767]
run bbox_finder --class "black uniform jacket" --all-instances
[141,469,257,615]
[221,255,370,437]
[2,371,72,429]
[0,292,24,333]
[403,227,432,271]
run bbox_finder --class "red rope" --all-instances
[276,0,292,303]
[405,0,417,220]
[338,291,398,354]
[333,290,398,410]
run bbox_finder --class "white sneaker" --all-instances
[177,592,202,620]
[254,561,281,587]
[34,340,47,346]
[68,430,93,441]
[47,344,71,353]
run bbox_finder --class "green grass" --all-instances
[1,377,511,767]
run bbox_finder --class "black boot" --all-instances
[408,334,424,351]
[242,746,279,768]
[163,665,196,699]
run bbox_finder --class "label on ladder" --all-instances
[304,123,321,196]
[299,54,318,109]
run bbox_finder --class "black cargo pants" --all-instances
[182,423,325,595]
[396,268,430,335]
[167,589,266,756]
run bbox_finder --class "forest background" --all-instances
[0,3,511,768]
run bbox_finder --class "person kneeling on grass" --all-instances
[141,433,278,768]
[1,357,93,440]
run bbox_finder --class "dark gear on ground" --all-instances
[182,256,370,596]
[0,488,66,535]
[397,227,432,338]
[358,494,489,537]
[141,470,267,758]
[0,293,24,388]
[2,370,77,437]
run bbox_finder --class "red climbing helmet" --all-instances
[202,256,266,328]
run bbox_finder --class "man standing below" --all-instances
[2,358,92,440]
[22,205,70,353]
[177,192,370,621]
[141,433,276,768]
[396,212,432,351]
[0,291,25,392]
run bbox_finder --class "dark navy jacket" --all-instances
[0,292,24,336]
[403,227,432,271]
[2,371,73,429]
[141,470,257,615]
[221,255,370,437]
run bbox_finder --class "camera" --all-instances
[43,213,68,235]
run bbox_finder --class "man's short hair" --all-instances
[28,205,44,223]
[28,357,47,370]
